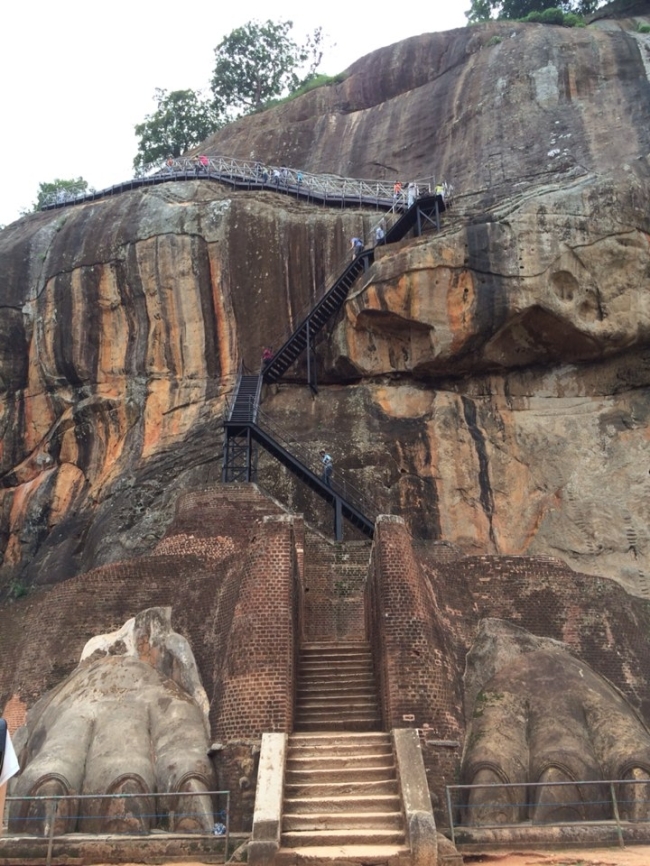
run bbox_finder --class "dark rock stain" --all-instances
[461,396,495,541]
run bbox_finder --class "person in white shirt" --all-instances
[0,722,20,836]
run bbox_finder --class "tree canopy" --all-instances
[466,0,603,22]
[211,19,324,115]
[29,178,91,212]
[133,89,221,175]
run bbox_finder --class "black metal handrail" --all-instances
[254,406,379,523]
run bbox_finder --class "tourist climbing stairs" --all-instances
[263,192,444,387]
[280,642,408,858]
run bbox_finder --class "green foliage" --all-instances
[563,11,586,25]
[521,6,584,22]
[487,34,504,44]
[260,71,348,111]
[540,6,567,22]
[9,579,28,600]
[28,177,90,212]
[466,0,603,22]
[211,19,324,115]
[133,89,222,176]
[637,22,650,32]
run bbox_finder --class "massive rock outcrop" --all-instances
[1,16,650,596]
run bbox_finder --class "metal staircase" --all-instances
[222,378,376,539]
[262,193,445,391]
[221,188,447,538]
[221,372,262,483]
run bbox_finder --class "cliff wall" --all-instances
[2,15,650,596]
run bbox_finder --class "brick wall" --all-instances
[302,532,371,641]
[214,515,300,740]
[367,516,463,737]
[212,514,303,832]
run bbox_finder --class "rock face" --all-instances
[1,14,650,596]
[9,608,216,835]
[462,620,650,825]
[0,13,650,823]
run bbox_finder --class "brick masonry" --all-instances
[367,515,650,826]
[3,485,650,834]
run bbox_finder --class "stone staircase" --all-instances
[294,642,381,732]
[279,642,409,861]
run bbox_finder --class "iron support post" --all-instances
[334,496,343,541]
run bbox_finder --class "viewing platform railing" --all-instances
[40,153,445,214]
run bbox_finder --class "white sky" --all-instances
[0,1,469,227]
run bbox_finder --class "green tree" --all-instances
[211,20,324,116]
[133,89,222,176]
[466,0,602,22]
[30,177,91,211]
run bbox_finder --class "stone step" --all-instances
[283,794,401,814]
[297,697,379,711]
[296,709,381,722]
[276,844,410,864]
[289,733,390,747]
[294,720,382,733]
[300,651,372,660]
[285,780,399,798]
[300,653,372,668]
[296,702,379,713]
[283,811,403,831]
[301,642,370,650]
[297,676,375,688]
[288,745,391,760]
[298,678,375,689]
[281,828,406,847]
[286,766,396,784]
[286,753,394,771]
[299,654,373,664]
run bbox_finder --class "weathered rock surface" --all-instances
[9,607,216,835]
[461,619,650,824]
[2,14,650,596]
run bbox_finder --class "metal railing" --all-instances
[4,788,231,866]
[155,154,433,207]
[41,152,442,212]
[446,778,650,848]
[256,404,380,521]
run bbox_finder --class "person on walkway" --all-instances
[375,224,385,245]
[199,154,210,173]
[320,450,333,487]
[393,180,402,204]
[351,237,364,260]
[272,169,281,185]
[261,347,274,369]
[435,183,445,202]
[407,182,417,208]
[165,155,175,174]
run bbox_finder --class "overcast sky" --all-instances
[1,1,469,227]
